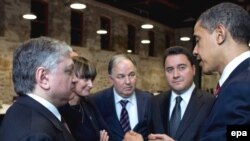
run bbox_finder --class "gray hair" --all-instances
[198,2,250,44]
[13,37,72,95]
[108,54,137,75]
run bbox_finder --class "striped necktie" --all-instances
[119,100,131,133]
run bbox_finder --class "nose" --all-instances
[173,69,180,78]
[72,73,78,83]
[125,76,131,84]
[87,79,93,88]
[193,46,198,57]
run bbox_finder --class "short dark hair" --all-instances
[198,2,250,44]
[163,46,195,67]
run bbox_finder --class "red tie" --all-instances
[214,83,221,96]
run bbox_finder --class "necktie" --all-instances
[214,83,221,96]
[169,96,182,137]
[119,100,131,133]
[61,117,71,134]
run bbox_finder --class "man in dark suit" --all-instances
[193,2,250,141]
[90,54,152,141]
[0,37,77,141]
[149,46,215,141]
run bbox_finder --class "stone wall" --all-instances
[0,41,169,104]
[0,0,218,104]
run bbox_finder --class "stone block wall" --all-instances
[0,0,218,104]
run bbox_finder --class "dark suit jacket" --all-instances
[0,96,75,141]
[199,58,250,141]
[60,97,112,141]
[150,87,215,141]
[89,87,152,141]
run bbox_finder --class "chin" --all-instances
[202,69,214,75]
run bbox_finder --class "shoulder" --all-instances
[20,133,54,141]
[135,88,153,97]
[92,87,113,97]
[196,89,214,99]
[153,91,170,100]
[194,89,216,105]
[89,87,112,103]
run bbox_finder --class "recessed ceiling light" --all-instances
[141,24,154,29]
[70,3,86,10]
[180,37,190,41]
[22,13,37,20]
[141,40,150,44]
[127,50,132,53]
[96,29,107,35]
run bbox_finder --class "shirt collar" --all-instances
[113,88,136,105]
[27,93,61,121]
[220,51,250,86]
[171,82,195,104]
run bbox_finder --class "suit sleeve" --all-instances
[20,133,53,141]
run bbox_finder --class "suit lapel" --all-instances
[160,91,171,134]
[135,90,146,122]
[218,58,250,97]
[175,88,203,139]
[104,88,124,138]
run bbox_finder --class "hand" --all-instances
[100,130,109,141]
[123,131,143,141]
[148,133,175,141]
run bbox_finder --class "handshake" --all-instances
[123,131,175,141]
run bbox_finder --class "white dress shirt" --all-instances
[219,51,250,86]
[114,89,138,130]
[169,83,195,120]
[27,93,62,121]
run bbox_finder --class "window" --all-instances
[127,25,136,54]
[148,31,155,57]
[71,10,83,46]
[30,0,48,38]
[100,16,111,50]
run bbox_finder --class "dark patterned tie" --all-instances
[169,96,182,137]
[61,117,71,134]
[119,100,131,133]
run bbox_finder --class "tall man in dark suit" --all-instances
[193,2,250,141]
[0,37,77,141]
[90,54,152,141]
[148,46,215,141]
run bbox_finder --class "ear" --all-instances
[36,67,50,90]
[108,75,114,85]
[215,24,226,45]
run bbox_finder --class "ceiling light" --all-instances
[180,37,190,41]
[70,3,86,10]
[96,29,107,35]
[127,50,132,53]
[22,13,37,20]
[141,24,154,29]
[141,40,150,44]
